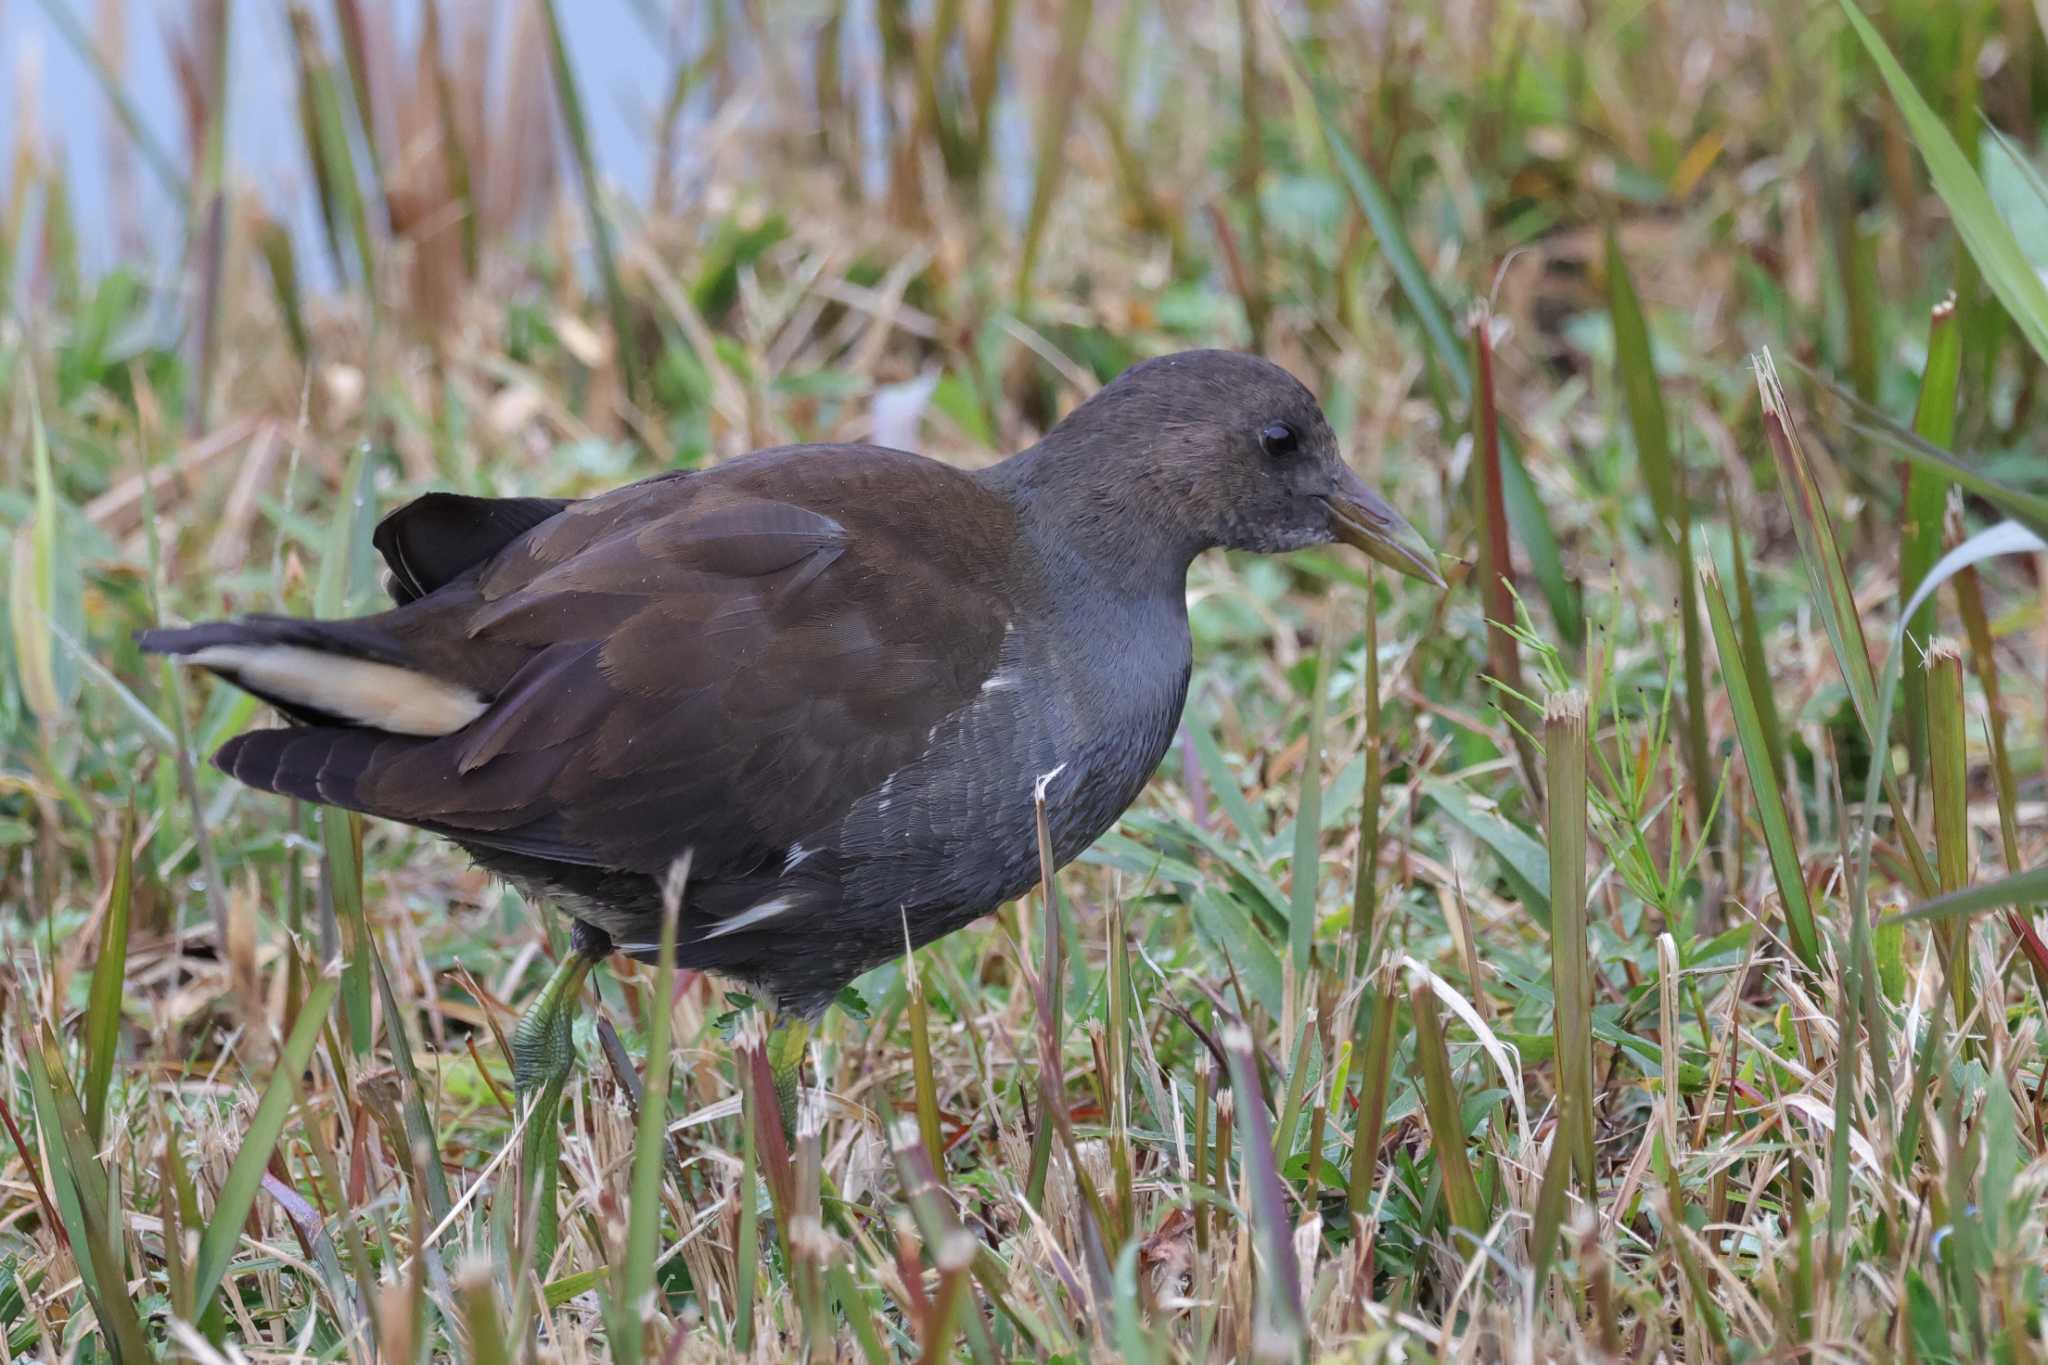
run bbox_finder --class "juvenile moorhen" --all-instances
[141,349,1442,1125]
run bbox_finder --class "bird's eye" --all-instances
[1260,421,1300,458]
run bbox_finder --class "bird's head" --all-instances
[1042,349,1445,586]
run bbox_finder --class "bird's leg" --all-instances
[512,949,595,1099]
[511,918,610,1271]
[765,1011,813,1138]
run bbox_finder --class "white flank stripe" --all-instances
[701,896,793,940]
[187,645,488,736]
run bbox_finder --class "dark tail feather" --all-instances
[215,727,416,811]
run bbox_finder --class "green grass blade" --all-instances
[1722,490,1788,783]
[8,379,83,737]
[1221,1024,1305,1352]
[1409,979,1488,1241]
[27,0,188,201]
[83,803,137,1145]
[1924,642,1975,1026]
[1351,566,1384,964]
[609,871,680,1363]
[1888,864,2048,928]
[1839,0,2048,371]
[21,1025,152,1362]
[192,972,340,1315]
[1290,617,1335,983]
[1285,36,1580,645]
[1607,229,1709,815]
[1755,350,1936,897]
[1015,0,1091,306]
[1699,560,1823,973]
[1899,296,1961,787]
[537,0,640,406]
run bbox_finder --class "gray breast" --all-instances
[834,604,1192,932]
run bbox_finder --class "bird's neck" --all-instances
[980,436,1203,602]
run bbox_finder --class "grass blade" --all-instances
[1410,978,1488,1241]
[536,0,640,407]
[1755,350,1936,897]
[1899,295,1961,787]
[1544,691,1596,1191]
[1221,1024,1305,1354]
[1839,0,2048,371]
[1607,230,1709,818]
[1344,971,1398,1216]
[1350,566,1384,964]
[193,972,340,1316]
[21,1024,153,1361]
[1924,640,1977,1026]
[83,803,137,1145]
[1015,0,1091,306]
[1722,489,1788,782]
[27,0,188,200]
[1291,614,1336,985]
[1699,560,1823,973]
[609,869,681,1363]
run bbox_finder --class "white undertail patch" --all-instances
[185,645,488,737]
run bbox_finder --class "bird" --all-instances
[139,349,1442,1133]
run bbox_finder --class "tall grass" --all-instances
[1,1,2044,1360]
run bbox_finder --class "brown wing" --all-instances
[343,453,1014,883]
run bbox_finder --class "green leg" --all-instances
[766,1013,813,1138]
[512,946,598,1272]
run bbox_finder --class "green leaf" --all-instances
[1190,887,1282,1021]
[1187,711,1271,855]
[1978,1066,2018,1248]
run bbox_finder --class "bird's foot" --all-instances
[766,1012,813,1139]
[510,946,598,1272]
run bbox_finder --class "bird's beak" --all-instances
[1325,468,1445,588]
